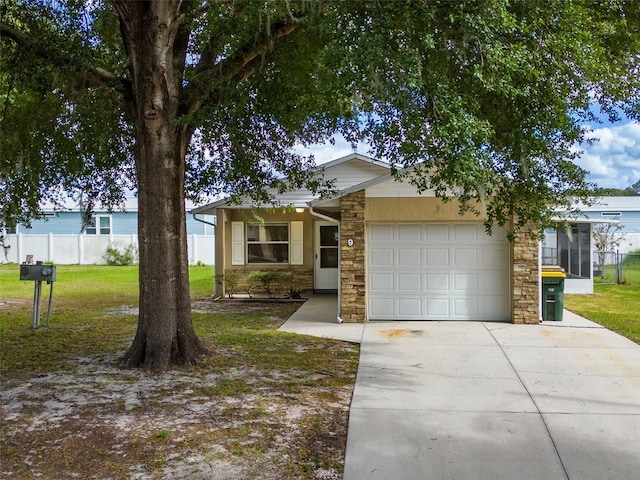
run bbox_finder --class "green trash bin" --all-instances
[541,269,566,321]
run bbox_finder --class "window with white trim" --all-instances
[246,223,289,263]
[85,215,111,235]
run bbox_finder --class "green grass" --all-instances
[0,263,358,386]
[0,264,214,378]
[594,263,640,287]
[565,283,640,344]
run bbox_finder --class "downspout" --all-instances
[192,213,217,229]
[309,206,343,324]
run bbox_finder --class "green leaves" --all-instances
[2,0,639,232]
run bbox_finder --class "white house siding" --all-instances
[326,160,390,191]
[1,234,215,265]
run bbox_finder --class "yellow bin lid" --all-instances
[541,271,566,278]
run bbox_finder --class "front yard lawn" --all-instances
[565,283,640,344]
[0,264,358,479]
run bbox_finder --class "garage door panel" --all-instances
[453,298,479,317]
[453,248,479,267]
[453,224,479,241]
[482,245,508,266]
[370,224,395,242]
[426,248,450,266]
[368,223,509,321]
[480,272,507,294]
[397,224,422,242]
[398,248,421,266]
[425,224,450,241]
[398,273,422,291]
[398,298,422,316]
[370,273,394,291]
[370,297,395,317]
[481,298,509,320]
[370,248,395,266]
[426,273,450,291]
[425,298,450,317]
[453,273,478,293]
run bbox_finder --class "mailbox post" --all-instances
[19,261,56,328]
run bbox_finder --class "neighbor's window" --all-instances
[246,223,289,263]
[85,215,111,235]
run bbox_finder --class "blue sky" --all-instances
[298,119,640,190]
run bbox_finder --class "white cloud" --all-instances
[294,135,369,164]
[575,121,640,188]
[295,121,640,189]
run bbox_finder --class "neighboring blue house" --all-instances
[579,196,640,254]
[8,197,215,236]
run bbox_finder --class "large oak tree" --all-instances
[2,0,639,371]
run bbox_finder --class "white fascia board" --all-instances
[310,172,395,207]
[319,152,391,170]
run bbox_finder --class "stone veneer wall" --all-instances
[511,226,540,324]
[340,190,367,322]
[221,267,313,297]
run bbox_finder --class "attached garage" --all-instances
[367,223,510,321]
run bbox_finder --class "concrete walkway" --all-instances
[279,297,640,480]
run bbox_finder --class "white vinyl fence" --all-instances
[1,233,214,265]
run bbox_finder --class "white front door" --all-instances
[315,221,339,291]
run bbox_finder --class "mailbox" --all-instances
[20,264,56,282]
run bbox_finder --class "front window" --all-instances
[85,215,111,235]
[246,223,289,263]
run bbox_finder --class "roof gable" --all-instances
[192,153,390,213]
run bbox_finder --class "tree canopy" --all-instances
[2,0,639,370]
[595,179,640,196]
[2,0,639,228]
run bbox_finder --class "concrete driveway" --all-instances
[343,311,640,480]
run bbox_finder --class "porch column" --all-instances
[512,224,540,324]
[340,190,366,323]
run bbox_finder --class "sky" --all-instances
[298,119,640,190]
[573,120,640,189]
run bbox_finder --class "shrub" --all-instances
[250,271,279,299]
[215,271,242,298]
[285,288,304,299]
[103,244,138,266]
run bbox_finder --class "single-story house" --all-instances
[192,153,540,324]
[541,196,640,294]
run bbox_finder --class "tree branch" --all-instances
[183,22,297,115]
[1,21,129,94]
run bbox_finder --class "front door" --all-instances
[315,221,339,291]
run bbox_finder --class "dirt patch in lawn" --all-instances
[1,299,358,479]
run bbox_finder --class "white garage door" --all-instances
[368,223,510,321]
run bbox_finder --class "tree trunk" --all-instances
[115,1,208,372]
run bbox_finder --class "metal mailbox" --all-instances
[19,261,56,328]
[20,264,57,282]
